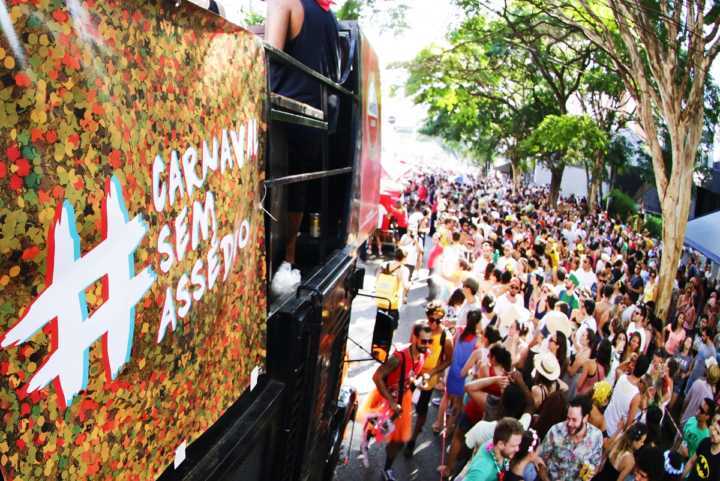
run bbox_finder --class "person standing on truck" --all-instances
[358,322,433,481]
[266,0,340,296]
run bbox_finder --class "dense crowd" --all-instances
[358,172,720,481]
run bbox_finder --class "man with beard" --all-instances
[685,414,720,481]
[358,321,433,481]
[537,396,603,481]
[464,417,524,481]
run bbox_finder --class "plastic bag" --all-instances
[270,261,301,297]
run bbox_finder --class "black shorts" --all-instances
[286,125,321,213]
[416,389,433,416]
[457,412,473,433]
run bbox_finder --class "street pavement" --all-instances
[334,256,448,481]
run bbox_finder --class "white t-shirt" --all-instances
[457,300,481,327]
[573,268,598,291]
[407,211,423,232]
[494,293,526,337]
[465,413,532,450]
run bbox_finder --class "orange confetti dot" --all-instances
[9,266,20,277]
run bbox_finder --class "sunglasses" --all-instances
[419,339,433,345]
[428,318,441,324]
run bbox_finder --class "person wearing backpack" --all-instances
[371,249,411,361]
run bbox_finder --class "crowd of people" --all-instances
[358,172,720,481]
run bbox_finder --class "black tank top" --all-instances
[270,0,340,109]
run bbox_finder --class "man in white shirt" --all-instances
[573,256,598,293]
[472,241,493,279]
[495,278,526,337]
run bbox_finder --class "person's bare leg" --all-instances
[442,428,467,477]
[385,441,403,470]
[285,212,303,264]
[433,392,449,432]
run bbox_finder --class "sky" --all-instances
[217,0,720,167]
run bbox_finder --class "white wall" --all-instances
[532,164,609,200]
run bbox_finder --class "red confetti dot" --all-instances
[61,52,81,70]
[14,72,31,87]
[21,246,40,260]
[109,150,122,168]
[20,403,30,416]
[74,433,87,446]
[0,161,6,179]
[16,439,26,450]
[15,157,30,177]
[6,145,20,161]
[52,8,69,23]
[45,130,58,143]
[9,175,23,191]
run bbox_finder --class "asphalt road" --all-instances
[334,255,448,481]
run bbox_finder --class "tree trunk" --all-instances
[511,159,522,193]
[588,177,599,213]
[654,147,695,322]
[549,166,564,208]
[588,151,604,213]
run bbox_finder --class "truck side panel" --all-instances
[0,1,266,480]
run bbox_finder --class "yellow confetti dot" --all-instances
[27,362,37,373]
[9,266,20,277]
[17,196,24,208]
[0,48,5,59]
[3,55,15,69]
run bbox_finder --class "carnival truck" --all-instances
[0,1,381,480]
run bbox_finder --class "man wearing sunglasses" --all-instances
[405,302,454,457]
[368,322,433,481]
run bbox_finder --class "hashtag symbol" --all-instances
[1,176,156,408]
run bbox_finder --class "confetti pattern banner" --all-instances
[0,1,267,480]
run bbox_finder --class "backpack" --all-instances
[376,263,402,310]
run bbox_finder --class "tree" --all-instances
[533,0,720,319]
[404,14,563,190]
[451,1,597,195]
[522,114,609,205]
[335,0,410,32]
[575,51,634,211]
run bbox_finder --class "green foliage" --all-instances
[520,114,609,170]
[244,10,265,26]
[606,188,638,221]
[335,0,409,33]
[644,214,663,239]
[336,0,363,20]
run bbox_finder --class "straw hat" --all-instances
[532,351,561,381]
[543,310,574,338]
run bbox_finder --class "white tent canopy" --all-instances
[684,210,720,264]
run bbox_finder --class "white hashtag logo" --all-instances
[1,176,156,408]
